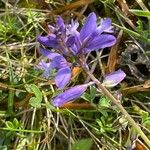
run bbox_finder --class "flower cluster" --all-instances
[37,12,126,107]
[38,13,116,56]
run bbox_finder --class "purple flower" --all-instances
[37,48,71,89]
[37,12,118,100]
[67,12,116,54]
[102,69,126,88]
[52,84,88,107]
[38,16,75,55]
[37,60,52,79]
[38,12,116,55]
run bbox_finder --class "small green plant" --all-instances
[27,84,43,108]
[141,112,150,129]
[72,138,93,150]
[81,86,97,102]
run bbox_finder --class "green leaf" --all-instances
[29,97,41,108]
[0,145,7,150]
[90,86,97,101]
[136,19,143,32]
[5,121,15,129]
[16,138,28,150]
[143,119,150,126]
[30,84,42,102]
[72,138,93,150]
[24,84,32,93]
[13,118,19,128]
[130,9,150,18]
[99,96,110,107]
[141,111,149,120]
[81,86,97,102]
[96,119,105,133]
[81,93,91,101]
[100,110,108,118]
[101,116,106,125]
[96,119,103,128]
[113,23,150,44]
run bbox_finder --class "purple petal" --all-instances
[52,84,88,107]
[39,48,69,68]
[70,44,78,54]
[56,16,65,28]
[97,18,113,34]
[52,55,69,69]
[66,36,76,46]
[80,12,97,41]
[36,60,52,79]
[55,67,71,89]
[102,69,126,88]
[66,20,79,36]
[66,36,78,54]
[84,34,116,53]
[37,35,58,48]
[48,25,56,33]
[36,60,50,70]
[39,48,61,59]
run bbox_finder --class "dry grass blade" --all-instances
[107,30,123,73]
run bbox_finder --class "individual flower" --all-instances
[66,12,116,54]
[52,84,89,107]
[37,48,71,89]
[38,12,116,55]
[102,69,126,88]
[38,16,75,55]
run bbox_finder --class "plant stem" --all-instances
[5,49,14,115]
[0,128,44,133]
[113,23,150,44]
[81,66,150,148]
[8,89,14,115]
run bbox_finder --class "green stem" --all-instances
[135,0,150,30]
[5,50,14,115]
[7,89,14,115]
[113,23,150,44]
[81,65,150,148]
[0,128,44,133]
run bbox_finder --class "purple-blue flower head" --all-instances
[37,13,117,90]
[67,12,116,54]
[37,48,71,89]
[38,12,116,55]
[52,84,88,107]
[38,16,76,55]
[102,69,126,88]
